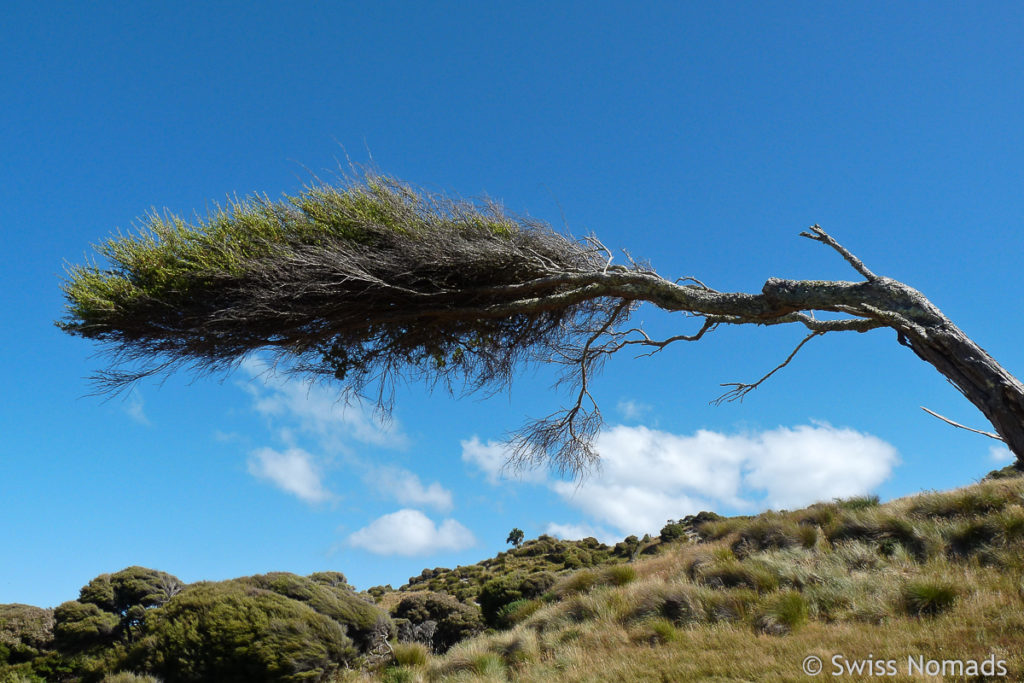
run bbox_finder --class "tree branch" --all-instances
[920,406,1004,442]
[712,331,825,405]
[799,223,878,281]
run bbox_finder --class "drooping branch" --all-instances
[58,175,1024,473]
[713,331,824,405]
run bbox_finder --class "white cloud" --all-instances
[470,423,898,538]
[989,444,1014,463]
[369,467,453,511]
[348,509,475,556]
[123,389,150,426]
[240,357,407,451]
[616,399,651,421]
[248,447,333,503]
[743,424,899,510]
[544,522,615,544]
[460,437,547,485]
[551,423,897,535]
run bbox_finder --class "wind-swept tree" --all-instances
[506,528,525,549]
[59,174,1024,473]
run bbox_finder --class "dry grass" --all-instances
[365,477,1024,682]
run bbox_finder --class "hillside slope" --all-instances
[3,471,1023,681]
[374,474,1024,682]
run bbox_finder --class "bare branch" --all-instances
[920,406,1004,442]
[675,276,717,292]
[712,331,824,405]
[799,224,878,281]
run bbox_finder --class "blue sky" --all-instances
[3,2,1024,608]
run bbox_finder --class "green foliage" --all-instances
[613,535,641,558]
[0,604,53,656]
[132,581,357,682]
[659,521,688,544]
[237,573,386,650]
[100,672,161,682]
[636,617,677,645]
[52,601,120,650]
[80,567,182,616]
[478,572,556,628]
[391,593,483,653]
[494,599,544,628]
[57,172,607,409]
[506,528,525,549]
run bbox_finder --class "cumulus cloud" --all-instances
[989,444,1014,463]
[123,389,150,425]
[368,467,453,511]
[465,423,898,537]
[616,399,652,421]
[460,437,547,485]
[544,522,615,544]
[742,424,899,509]
[240,357,407,450]
[551,423,898,534]
[347,509,475,555]
[247,447,333,503]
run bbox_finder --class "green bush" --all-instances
[659,522,688,543]
[131,582,356,682]
[52,601,120,650]
[238,572,388,650]
[392,592,483,652]
[478,572,555,628]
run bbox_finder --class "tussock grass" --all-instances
[390,642,429,668]
[350,476,1024,681]
[900,579,959,616]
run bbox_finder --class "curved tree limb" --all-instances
[58,176,1024,473]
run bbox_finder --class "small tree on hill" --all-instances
[58,173,1024,473]
[506,528,525,549]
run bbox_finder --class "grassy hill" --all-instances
[369,472,1024,682]
[4,470,1024,682]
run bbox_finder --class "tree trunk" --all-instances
[902,317,1024,464]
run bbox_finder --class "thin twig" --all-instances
[799,224,878,281]
[920,406,1004,442]
[713,331,824,405]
